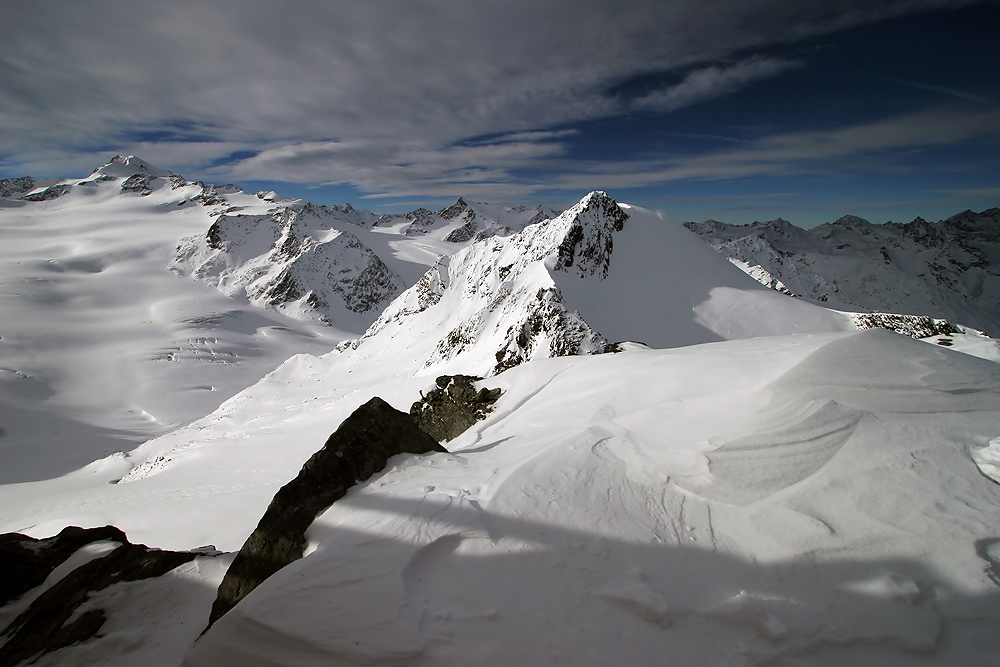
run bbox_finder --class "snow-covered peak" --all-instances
[546,190,627,279]
[686,207,1000,334]
[831,213,875,234]
[328,191,850,380]
[93,155,174,179]
[172,204,404,331]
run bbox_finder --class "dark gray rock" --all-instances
[206,397,445,628]
[0,525,128,607]
[120,174,155,195]
[0,177,35,200]
[410,375,502,442]
[0,530,201,667]
[852,313,960,338]
[21,184,71,202]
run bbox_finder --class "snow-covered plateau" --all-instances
[2,157,1000,666]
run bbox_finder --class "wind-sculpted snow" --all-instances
[172,204,405,330]
[686,208,1000,335]
[8,157,1000,665]
[177,331,1000,667]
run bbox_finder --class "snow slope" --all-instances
[0,157,345,483]
[685,209,1000,335]
[331,192,854,381]
[4,170,1000,665]
[180,330,1000,666]
[4,329,997,665]
[171,203,406,331]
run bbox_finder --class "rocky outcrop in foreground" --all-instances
[0,527,209,667]
[206,397,446,628]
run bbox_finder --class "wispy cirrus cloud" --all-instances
[631,57,803,113]
[522,107,1000,192]
[887,77,991,104]
[0,0,981,186]
[221,136,572,200]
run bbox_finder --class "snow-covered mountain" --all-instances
[372,196,559,243]
[172,203,406,330]
[0,157,350,482]
[4,158,1000,666]
[685,209,1000,335]
[324,191,857,382]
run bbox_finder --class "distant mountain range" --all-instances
[3,156,1000,667]
[685,208,1000,335]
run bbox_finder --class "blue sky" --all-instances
[2,0,998,226]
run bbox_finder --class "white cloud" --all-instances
[0,0,983,194]
[526,107,1000,191]
[632,57,802,112]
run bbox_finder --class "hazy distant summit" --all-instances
[686,208,1000,334]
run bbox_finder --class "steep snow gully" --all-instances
[1,157,1000,666]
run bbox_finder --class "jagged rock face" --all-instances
[0,176,35,199]
[344,191,626,377]
[191,183,232,208]
[0,527,205,667]
[21,184,71,202]
[685,208,1000,334]
[172,205,404,326]
[552,191,627,279]
[207,397,445,628]
[121,173,155,195]
[410,375,502,441]
[491,287,604,373]
[373,197,559,243]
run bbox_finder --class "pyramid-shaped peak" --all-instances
[439,196,472,220]
[94,155,173,178]
[530,191,628,280]
[832,214,872,228]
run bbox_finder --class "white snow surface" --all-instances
[3,178,1000,666]
[177,331,1000,666]
[0,157,346,482]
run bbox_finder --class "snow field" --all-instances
[184,330,1000,665]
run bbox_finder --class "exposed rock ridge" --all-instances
[848,312,961,339]
[0,527,208,667]
[206,397,445,628]
[172,205,404,325]
[0,176,35,199]
[552,190,628,279]
[21,184,71,202]
[0,525,128,607]
[347,191,627,376]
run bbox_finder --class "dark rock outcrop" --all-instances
[851,313,961,338]
[0,529,202,667]
[21,184,71,202]
[410,375,502,442]
[120,173,156,195]
[0,176,35,200]
[0,525,128,607]
[206,397,445,628]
